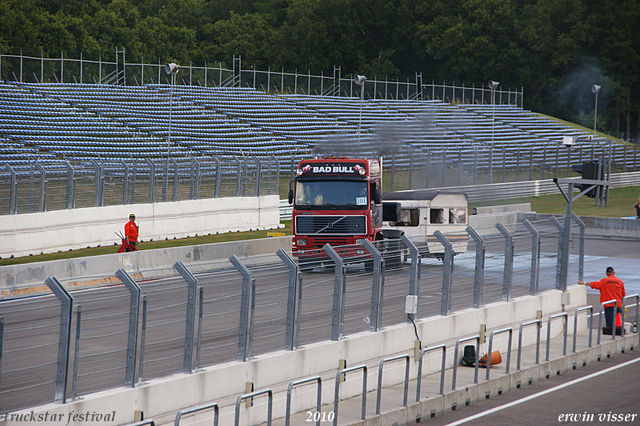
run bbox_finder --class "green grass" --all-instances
[2,186,638,267]
[0,221,293,266]
[469,185,640,217]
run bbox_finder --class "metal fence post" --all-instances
[138,295,147,383]
[174,261,198,373]
[64,160,74,209]
[272,154,280,196]
[35,161,47,212]
[44,277,73,403]
[28,162,36,213]
[485,328,512,380]
[522,219,540,295]
[230,255,253,361]
[324,244,345,341]
[517,320,541,370]
[276,249,300,350]
[121,160,129,205]
[545,313,568,361]
[549,215,565,291]
[286,377,322,426]
[161,157,169,202]
[425,152,431,188]
[213,156,222,198]
[416,344,446,401]
[488,147,493,184]
[434,231,453,315]
[115,269,141,387]
[234,157,242,197]
[130,158,137,205]
[333,365,367,425]
[572,213,585,282]
[401,235,420,320]
[363,240,382,331]
[376,355,410,414]
[252,157,262,197]
[495,223,514,301]
[70,304,81,401]
[90,160,104,207]
[452,335,480,390]
[146,159,155,203]
[5,163,18,214]
[171,158,179,202]
[466,226,485,308]
[0,317,4,387]
[191,157,201,200]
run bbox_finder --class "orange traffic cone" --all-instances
[616,312,622,327]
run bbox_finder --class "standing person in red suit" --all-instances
[579,266,626,328]
[124,213,139,252]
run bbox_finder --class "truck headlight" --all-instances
[297,238,307,246]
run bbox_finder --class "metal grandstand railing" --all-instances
[1,49,524,104]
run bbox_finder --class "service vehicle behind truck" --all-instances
[382,191,469,259]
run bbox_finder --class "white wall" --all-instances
[0,195,281,258]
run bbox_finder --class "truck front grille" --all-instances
[295,215,367,235]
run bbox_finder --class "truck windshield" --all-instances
[295,180,368,209]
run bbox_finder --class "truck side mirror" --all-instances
[373,187,382,204]
[288,181,294,204]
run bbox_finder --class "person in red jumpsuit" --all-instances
[579,267,626,328]
[124,214,139,252]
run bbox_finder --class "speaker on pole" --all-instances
[165,62,180,75]
[354,74,367,86]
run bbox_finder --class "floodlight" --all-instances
[488,80,499,89]
[165,62,180,75]
[354,74,367,86]
[591,84,601,94]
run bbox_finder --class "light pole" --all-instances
[591,84,601,137]
[354,74,367,153]
[488,80,499,145]
[165,62,180,158]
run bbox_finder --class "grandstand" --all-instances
[0,80,632,203]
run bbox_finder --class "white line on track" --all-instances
[444,355,640,426]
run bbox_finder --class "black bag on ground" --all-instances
[462,345,475,367]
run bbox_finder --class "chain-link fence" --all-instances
[0,218,582,413]
[4,143,640,216]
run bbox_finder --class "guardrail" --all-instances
[116,311,636,426]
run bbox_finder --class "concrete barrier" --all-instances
[0,195,281,259]
[0,236,292,294]
[0,285,587,425]
[472,203,531,215]
[520,213,640,238]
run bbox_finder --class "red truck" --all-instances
[288,157,403,271]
